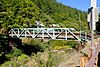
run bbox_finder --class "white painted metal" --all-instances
[91,0,97,7]
[8,28,81,41]
[88,0,99,30]
[94,7,99,22]
[91,0,99,30]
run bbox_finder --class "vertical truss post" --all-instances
[32,29,35,38]
[42,29,44,39]
[65,29,67,40]
[52,29,55,39]
[25,28,27,38]
[17,28,19,37]
[11,29,13,37]
[85,32,87,40]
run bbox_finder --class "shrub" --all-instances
[48,40,78,50]
[0,61,17,67]
[66,41,79,48]
[17,54,30,61]
[6,48,23,59]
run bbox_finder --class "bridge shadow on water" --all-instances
[0,34,43,64]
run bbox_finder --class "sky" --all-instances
[57,0,100,11]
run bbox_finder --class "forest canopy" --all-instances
[0,0,89,32]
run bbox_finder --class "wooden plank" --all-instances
[80,56,88,67]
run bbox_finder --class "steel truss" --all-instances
[8,28,81,41]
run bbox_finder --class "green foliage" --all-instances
[0,0,41,29]
[66,41,79,48]
[30,39,43,46]
[17,54,30,61]
[1,51,67,67]
[1,54,30,67]
[23,39,79,50]
[25,39,79,51]
[0,37,79,67]
[0,0,88,31]
[23,39,50,51]
[48,40,78,50]
[32,0,88,31]
[6,48,23,59]
[1,61,18,67]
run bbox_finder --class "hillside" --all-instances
[0,0,88,33]
[32,0,88,30]
[1,0,100,67]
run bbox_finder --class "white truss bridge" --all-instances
[8,28,86,41]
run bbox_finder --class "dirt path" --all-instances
[58,50,82,67]
[58,41,92,67]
